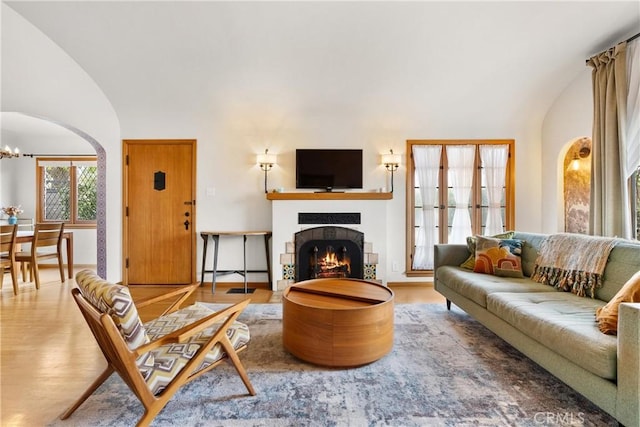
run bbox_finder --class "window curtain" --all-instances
[412,145,442,270]
[624,39,640,179]
[480,145,508,236]
[446,145,475,244]
[587,41,631,238]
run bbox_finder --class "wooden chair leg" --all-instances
[10,265,18,295]
[33,261,41,290]
[57,253,65,283]
[220,339,256,395]
[136,403,166,427]
[60,366,114,420]
[21,262,27,282]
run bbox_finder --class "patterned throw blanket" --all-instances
[531,233,619,297]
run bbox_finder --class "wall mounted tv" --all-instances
[296,149,363,192]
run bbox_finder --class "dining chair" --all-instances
[0,224,19,294]
[62,270,255,426]
[15,222,65,290]
[16,217,35,231]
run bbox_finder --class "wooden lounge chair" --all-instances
[61,270,255,426]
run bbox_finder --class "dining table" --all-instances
[16,230,74,279]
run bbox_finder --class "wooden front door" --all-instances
[123,139,196,284]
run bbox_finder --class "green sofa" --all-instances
[434,232,640,427]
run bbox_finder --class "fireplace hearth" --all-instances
[295,226,364,282]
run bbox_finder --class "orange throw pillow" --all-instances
[595,270,640,335]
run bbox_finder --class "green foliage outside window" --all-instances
[77,166,97,221]
[44,166,70,221]
[44,165,97,223]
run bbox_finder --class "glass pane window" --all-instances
[479,164,507,235]
[76,165,98,221]
[37,158,97,226]
[406,140,514,275]
[43,166,71,221]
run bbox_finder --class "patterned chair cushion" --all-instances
[75,270,150,350]
[138,302,251,395]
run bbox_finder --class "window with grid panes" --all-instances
[405,140,515,276]
[36,157,97,227]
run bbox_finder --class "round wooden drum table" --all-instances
[282,278,394,367]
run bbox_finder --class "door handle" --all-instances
[184,219,190,230]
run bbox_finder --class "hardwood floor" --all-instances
[0,268,445,427]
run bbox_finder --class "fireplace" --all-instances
[295,226,364,282]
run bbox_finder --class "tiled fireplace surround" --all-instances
[270,198,388,291]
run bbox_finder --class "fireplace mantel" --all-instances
[269,197,389,290]
[266,192,392,201]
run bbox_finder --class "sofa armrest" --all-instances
[617,302,640,427]
[433,244,470,277]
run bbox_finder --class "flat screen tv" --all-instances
[296,149,363,192]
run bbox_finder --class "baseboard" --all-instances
[387,281,434,288]
[205,281,272,290]
[30,264,96,270]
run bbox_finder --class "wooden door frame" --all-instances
[122,139,197,285]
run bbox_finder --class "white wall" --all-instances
[0,132,21,206]
[541,69,593,233]
[3,3,552,283]
[0,130,98,265]
[1,5,121,279]
[187,110,543,283]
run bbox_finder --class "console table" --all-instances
[199,231,272,293]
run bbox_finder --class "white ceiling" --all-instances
[0,112,78,138]
[3,1,639,137]
[0,112,92,154]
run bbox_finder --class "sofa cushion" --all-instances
[512,232,546,278]
[598,241,640,302]
[531,234,619,298]
[436,266,556,308]
[459,231,515,270]
[473,236,524,278]
[596,270,640,335]
[487,292,616,380]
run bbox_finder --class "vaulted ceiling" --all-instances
[3,1,639,136]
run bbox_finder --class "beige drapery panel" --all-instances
[587,42,631,238]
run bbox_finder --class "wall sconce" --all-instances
[381,149,401,193]
[570,146,591,171]
[257,148,276,193]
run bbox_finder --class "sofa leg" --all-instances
[446,299,451,310]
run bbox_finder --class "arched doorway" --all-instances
[562,137,591,234]
[0,112,107,276]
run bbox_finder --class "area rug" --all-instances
[50,303,616,427]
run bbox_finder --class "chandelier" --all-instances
[0,146,20,159]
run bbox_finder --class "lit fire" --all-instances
[313,246,351,278]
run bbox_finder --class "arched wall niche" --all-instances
[562,136,591,234]
[2,112,107,277]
